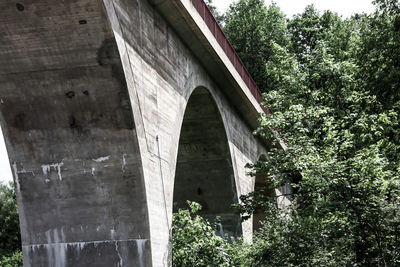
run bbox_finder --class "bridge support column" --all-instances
[0,0,152,266]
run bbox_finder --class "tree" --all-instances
[356,0,400,109]
[288,5,359,64]
[0,182,21,257]
[235,3,400,265]
[224,0,289,92]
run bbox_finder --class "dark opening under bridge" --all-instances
[0,0,290,266]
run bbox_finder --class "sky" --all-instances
[214,0,375,17]
[0,0,376,184]
[0,127,12,183]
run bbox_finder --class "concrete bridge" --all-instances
[0,0,290,266]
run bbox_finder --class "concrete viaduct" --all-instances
[0,0,290,266]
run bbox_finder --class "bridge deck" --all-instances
[150,0,272,129]
[191,0,268,111]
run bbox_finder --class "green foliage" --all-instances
[288,6,357,63]
[0,251,22,267]
[224,0,289,92]
[232,1,400,265]
[172,201,233,267]
[357,0,400,108]
[0,182,21,257]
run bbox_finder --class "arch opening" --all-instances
[173,88,242,237]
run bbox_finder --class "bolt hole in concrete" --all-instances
[65,91,75,98]
[82,90,89,96]
[69,115,76,128]
[79,19,87,25]
[16,3,24,11]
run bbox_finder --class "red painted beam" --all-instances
[190,0,272,114]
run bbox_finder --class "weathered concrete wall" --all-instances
[0,0,279,266]
[0,0,151,266]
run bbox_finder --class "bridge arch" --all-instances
[0,0,280,264]
[172,87,242,237]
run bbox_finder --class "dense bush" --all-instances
[172,201,233,267]
[0,251,23,267]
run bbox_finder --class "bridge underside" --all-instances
[0,0,278,266]
[174,88,241,237]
